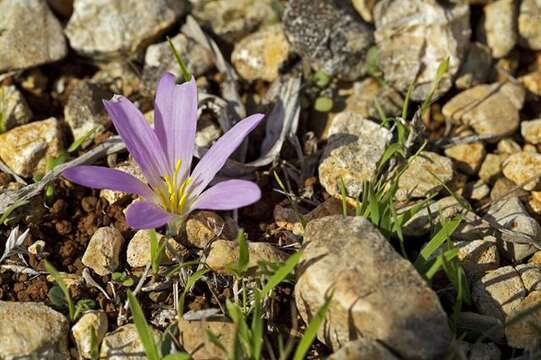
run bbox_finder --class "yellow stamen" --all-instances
[156,161,192,215]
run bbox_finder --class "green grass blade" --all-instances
[262,252,301,297]
[414,216,462,270]
[424,248,459,280]
[68,125,102,153]
[402,80,414,120]
[127,290,160,360]
[338,177,348,216]
[237,230,249,276]
[251,290,264,360]
[178,268,209,316]
[421,58,449,114]
[167,36,192,82]
[45,261,75,321]
[206,330,228,354]
[293,292,333,360]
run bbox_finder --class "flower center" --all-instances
[155,160,192,214]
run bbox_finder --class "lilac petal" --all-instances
[154,73,197,178]
[63,165,152,198]
[104,96,168,188]
[125,201,173,229]
[192,180,261,211]
[190,114,264,196]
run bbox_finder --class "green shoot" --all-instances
[311,70,331,88]
[167,36,192,82]
[178,267,209,317]
[401,80,415,120]
[293,292,333,360]
[338,177,349,216]
[46,261,75,321]
[127,290,161,360]
[273,170,306,229]
[68,125,103,153]
[261,252,301,298]
[228,230,250,278]
[149,229,167,275]
[89,327,99,360]
[421,58,449,115]
[111,271,134,287]
[414,216,463,274]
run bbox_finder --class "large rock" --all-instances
[206,239,288,274]
[232,24,290,82]
[518,0,541,50]
[485,197,541,262]
[100,323,161,360]
[343,78,403,119]
[296,216,451,358]
[442,82,525,140]
[0,0,67,72]
[374,0,470,101]
[126,230,181,268]
[64,80,112,142]
[92,62,144,98]
[455,42,492,90]
[319,112,391,197]
[0,118,63,178]
[143,32,214,86]
[283,0,374,81]
[502,152,541,191]
[191,0,276,42]
[0,85,33,132]
[82,226,124,276]
[185,211,233,248]
[0,301,69,359]
[521,119,541,145]
[444,140,486,175]
[328,338,399,360]
[71,310,108,359]
[454,238,500,281]
[178,317,236,359]
[481,0,517,58]
[506,290,541,349]
[65,0,186,59]
[472,266,527,321]
[396,151,454,201]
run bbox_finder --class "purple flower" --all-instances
[63,73,263,231]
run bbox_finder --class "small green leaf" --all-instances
[127,290,161,360]
[314,97,333,112]
[47,286,66,307]
[312,70,331,88]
